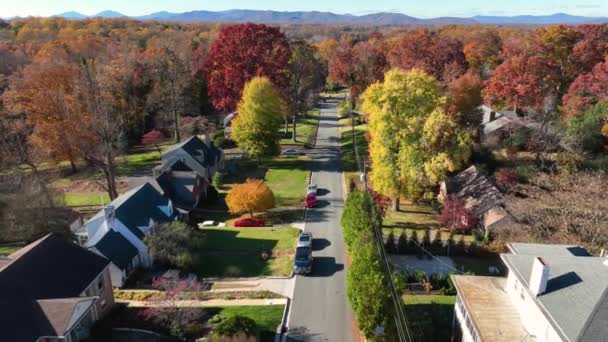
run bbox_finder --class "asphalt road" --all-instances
[285,97,354,341]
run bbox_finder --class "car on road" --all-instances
[198,220,226,228]
[297,232,313,248]
[305,196,318,208]
[307,183,318,195]
[282,148,305,156]
[234,218,266,227]
[293,246,313,275]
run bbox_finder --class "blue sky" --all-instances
[3,0,608,18]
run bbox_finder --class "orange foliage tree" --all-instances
[226,178,275,218]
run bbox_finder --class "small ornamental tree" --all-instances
[226,178,275,218]
[145,221,201,271]
[141,129,164,157]
[437,195,478,232]
[139,277,204,339]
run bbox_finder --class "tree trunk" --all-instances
[250,210,254,218]
[170,83,180,143]
[284,119,289,135]
[69,157,78,174]
[28,162,55,207]
[104,150,118,200]
[392,197,400,212]
[292,115,297,142]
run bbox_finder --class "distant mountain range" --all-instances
[50,10,608,25]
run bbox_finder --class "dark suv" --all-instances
[293,246,313,275]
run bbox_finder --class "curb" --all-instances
[274,297,291,342]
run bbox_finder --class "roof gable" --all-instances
[0,234,109,299]
[94,230,138,269]
[163,136,221,171]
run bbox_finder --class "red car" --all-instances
[234,218,266,227]
[305,197,318,208]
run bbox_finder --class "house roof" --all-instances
[483,206,512,228]
[0,234,107,341]
[451,275,533,341]
[0,233,109,299]
[156,171,198,209]
[445,165,503,216]
[87,182,175,241]
[501,245,608,342]
[483,116,540,136]
[162,135,221,171]
[94,230,138,269]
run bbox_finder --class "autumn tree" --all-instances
[148,35,194,143]
[388,29,467,82]
[562,60,608,118]
[142,129,164,157]
[3,42,91,172]
[437,195,478,232]
[463,29,502,79]
[484,53,560,112]
[362,69,472,210]
[446,71,484,128]
[329,37,387,105]
[316,38,338,67]
[226,178,275,218]
[232,77,283,161]
[571,25,608,76]
[286,40,327,139]
[533,25,580,91]
[205,23,291,112]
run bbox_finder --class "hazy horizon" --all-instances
[3,0,608,19]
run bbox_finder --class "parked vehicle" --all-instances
[234,218,266,227]
[198,220,226,228]
[293,246,313,275]
[307,183,318,195]
[297,232,313,248]
[282,148,305,156]
[305,197,318,208]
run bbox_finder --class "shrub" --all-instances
[397,231,408,254]
[341,191,373,251]
[385,231,396,253]
[555,152,585,174]
[212,129,225,140]
[145,221,202,271]
[494,168,519,191]
[408,230,420,253]
[337,100,350,117]
[506,127,532,151]
[213,135,227,148]
[413,270,427,283]
[214,315,257,338]
[514,165,538,183]
[212,172,224,190]
[422,228,431,247]
[471,145,498,174]
[472,229,486,243]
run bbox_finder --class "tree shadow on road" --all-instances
[310,257,344,277]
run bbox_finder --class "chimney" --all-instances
[529,257,550,297]
[204,132,212,147]
[103,205,116,230]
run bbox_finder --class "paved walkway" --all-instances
[210,278,295,298]
[117,298,287,308]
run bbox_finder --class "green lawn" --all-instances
[383,202,475,244]
[0,245,21,256]
[229,156,311,207]
[195,227,298,277]
[209,305,285,341]
[279,109,320,147]
[115,150,162,176]
[402,295,456,342]
[63,192,111,207]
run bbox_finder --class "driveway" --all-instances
[285,97,354,341]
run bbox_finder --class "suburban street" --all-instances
[286,97,354,341]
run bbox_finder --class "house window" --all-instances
[97,275,104,291]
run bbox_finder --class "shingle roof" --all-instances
[0,234,107,341]
[446,165,503,216]
[94,230,138,269]
[0,233,109,299]
[163,135,221,170]
[501,245,608,342]
[87,182,175,240]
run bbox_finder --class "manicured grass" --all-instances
[383,201,475,244]
[340,123,367,173]
[402,295,455,341]
[228,156,311,207]
[63,192,111,207]
[115,150,162,176]
[279,109,320,147]
[195,227,298,277]
[0,245,21,256]
[199,227,298,252]
[211,305,284,341]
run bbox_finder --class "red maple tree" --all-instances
[204,23,291,112]
[563,60,608,117]
[142,129,164,157]
[437,196,478,232]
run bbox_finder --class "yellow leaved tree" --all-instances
[226,178,275,218]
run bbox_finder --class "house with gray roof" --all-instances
[0,233,114,341]
[451,243,608,342]
[154,135,223,210]
[478,104,540,146]
[80,182,176,287]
